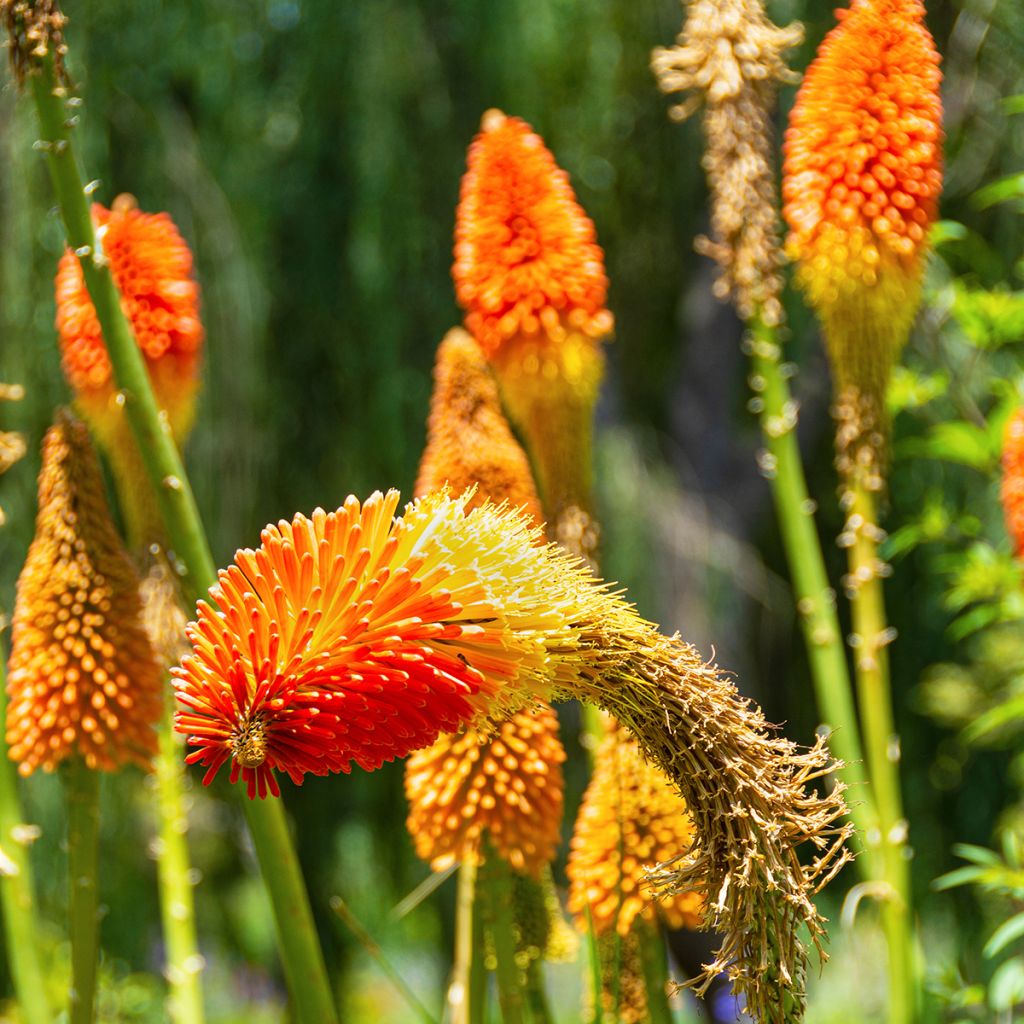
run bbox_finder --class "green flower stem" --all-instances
[479,850,525,1024]
[748,314,879,868]
[65,759,100,1024]
[155,693,205,1024]
[0,646,52,1024]
[845,475,917,1024]
[524,957,554,1024]
[450,861,486,1024]
[636,922,673,1024]
[25,54,338,1024]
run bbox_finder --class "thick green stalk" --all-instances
[748,315,879,868]
[155,694,205,1024]
[479,851,525,1024]
[845,476,917,1024]
[25,55,338,1024]
[0,648,52,1024]
[65,760,100,1024]
[635,922,673,1024]
[449,862,486,1024]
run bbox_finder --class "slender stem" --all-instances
[155,693,205,1024]
[24,54,338,1024]
[583,907,604,1024]
[479,850,525,1024]
[524,956,554,1024]
[243,798,338,1024]
[845,474,917,1024]
[0,645,52,1024]
[329,896,439,1024]
[449,862,486,1024]
[635,922,673,1024]
[748,315,879,869]
[65,759,100,1024]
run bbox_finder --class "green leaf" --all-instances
[909,421,996,470]
[963,694,1024,744]
[952,843,1004,866]
[985,913,1024,958]
[974,173,1024,210]
[930,219,969,247]
[933,865,987,890]
[989,957,1024,1011]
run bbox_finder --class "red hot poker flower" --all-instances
[56,195,204,445]
[1002,407,1024,558]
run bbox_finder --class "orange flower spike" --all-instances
[454,111,613,520]
[783,0,942,427]
[567,725,703,937]
[6,412,163,775]
[56,194,204,447]
[405,703,566,877]
[1001,407,1024,558]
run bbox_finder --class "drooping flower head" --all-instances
[568,723,703,937]
[6,411,162,774]
[174,489,850,1020]
[56,194,204,447]
[1001,407,1024,558]
[453,111,612,524]
[652,0,803,326]
[783,0,942,478]
[405,328,566,876]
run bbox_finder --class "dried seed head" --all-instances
[6,412,162,774]
[1002,407,1024,558]
[568,723,703,937]
[0,0,68,87]
[652,0,802,326]
[783,0,943,479]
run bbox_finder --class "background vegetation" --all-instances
[0,0,1022,1018]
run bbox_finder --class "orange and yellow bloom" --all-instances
[6,413,162,774]
[56,194,204,446]
[783,0,942,464]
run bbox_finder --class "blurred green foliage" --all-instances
[0,0,1021,1020]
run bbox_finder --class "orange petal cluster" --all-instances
[56,195,204,442]
[567,725,703,937]
[415,328,543,525]
[1002,407,1024,558]
[782,0,942,401]
[453,110,613,361]
[6,413,162,774]
[404,704,565,876]
[173,490,570,798]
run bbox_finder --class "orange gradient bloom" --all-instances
[56,195,204,443]
[1002,407,1024,557]
[454,110,613,359]
[567,724,703,937]
[6,413,162,775]
[783,0,942,409]
[405,704,566,876]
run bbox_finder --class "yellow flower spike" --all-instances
[453,110,613,531]
[176,488,852,1022]
[568,723,703,938]
[7,411,163,775]
[783,0,943,480]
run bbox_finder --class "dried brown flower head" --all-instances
[652,0,802,326]
[0,0,67,87]
[568,723,703,937]
[6,412,162,774]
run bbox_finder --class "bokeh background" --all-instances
[0,0,1022,1019]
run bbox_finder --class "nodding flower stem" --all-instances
[844,476,918,1024]
[0,646,52,1024]
[748,312,878,870]
[24,52,337,1024]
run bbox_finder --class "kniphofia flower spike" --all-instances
[7,412,162,774]
[174,488,850,1021]
[1002,407,1024,558]
[783,0,942,476]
